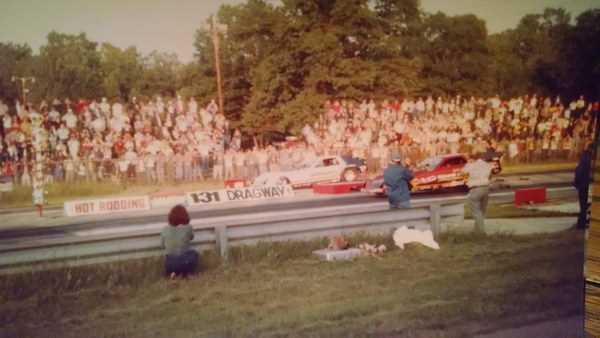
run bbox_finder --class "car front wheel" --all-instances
[341,168,359,182]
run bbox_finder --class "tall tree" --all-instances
[374,0,423,58]
[192,0,283,124]
[0,42,33,103]
[510,8,573,96]
[238,0,422,133]
[487,31,530,97]
[139,51,181,97]
[37,31,102,99]
[420,13,491,96]
[569,9,600,99]
[99,43,142,100]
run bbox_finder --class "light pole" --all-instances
[204,15,227,115]
[11,76,35,103]
[12,75,43,214]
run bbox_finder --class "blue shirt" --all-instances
[383,163,414,208]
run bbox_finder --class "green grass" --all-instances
[466,201,578,219]
[502,160,576,175]
[0,231,584,338]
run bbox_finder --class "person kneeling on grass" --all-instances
[161,205,199,278]
[383,154,414,209]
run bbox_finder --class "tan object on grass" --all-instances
[328,235,349,250]
[359,243,387,256]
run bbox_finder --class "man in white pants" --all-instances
[463,154,493,234]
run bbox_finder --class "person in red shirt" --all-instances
[75,99,88,114]
[113,137,125,158]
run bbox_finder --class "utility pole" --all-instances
[206,16,227,115]
[11,76,35,103]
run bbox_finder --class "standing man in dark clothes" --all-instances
[574,143,592,229]
[383,154,414,209]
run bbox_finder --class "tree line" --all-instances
[1,0,598,134]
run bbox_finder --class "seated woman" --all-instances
[161,205,199,278]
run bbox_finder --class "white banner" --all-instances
[186,185,294,206]
[150,192,186,209]
[64,196,151,217]
[0,176,13,192]
[0,182,13,193]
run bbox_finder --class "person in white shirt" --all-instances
[112,101,124,117]
[3,113,12,131]
[56,123,70,142]
[67,134,80,159]
[200,108,214,128]
[415,97,425,114]
[91,114,106,134]
[62,109,78,129]
[32,180,45,217]
[110,114,125,133]
[99,97,109,114]
[463,154,493,234]
[48,108,60,125]
[188,97,198,115]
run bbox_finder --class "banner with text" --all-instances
[150,192,186,209]
[64,196,151,217]
[186,185,294,206]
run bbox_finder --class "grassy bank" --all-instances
[466,201,578,219]
[0,231,584,338]
[501,160,576,175]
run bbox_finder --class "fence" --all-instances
[0,197,466,274]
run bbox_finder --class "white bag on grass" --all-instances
[393,226,440,250]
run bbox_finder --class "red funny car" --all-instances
[364,153,501,195]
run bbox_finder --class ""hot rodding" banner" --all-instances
[64,196,151,217]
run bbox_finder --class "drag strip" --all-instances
[0,182,574,241]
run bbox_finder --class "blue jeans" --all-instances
[389,199,411,209]
[165,250,199,276]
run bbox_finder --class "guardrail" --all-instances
[0,197,466,274]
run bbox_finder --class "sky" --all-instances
[0,0,598,62]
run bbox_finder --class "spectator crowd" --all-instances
[0,94,597,188]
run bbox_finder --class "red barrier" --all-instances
[514,187,546,206]
[313,181,365,194]
[224,179,247,189]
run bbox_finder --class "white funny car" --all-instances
[252,155,365,188]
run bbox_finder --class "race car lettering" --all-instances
[437,173,461,181]
[418,176,436,183]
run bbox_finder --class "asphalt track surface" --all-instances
[0,180,572,241]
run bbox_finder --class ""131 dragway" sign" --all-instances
[186,185,294,206]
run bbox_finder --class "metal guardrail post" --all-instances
[430,203,441,240]
[215,225,229,261]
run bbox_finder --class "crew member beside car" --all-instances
[463,154,493,234]
[383,154,414,208]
